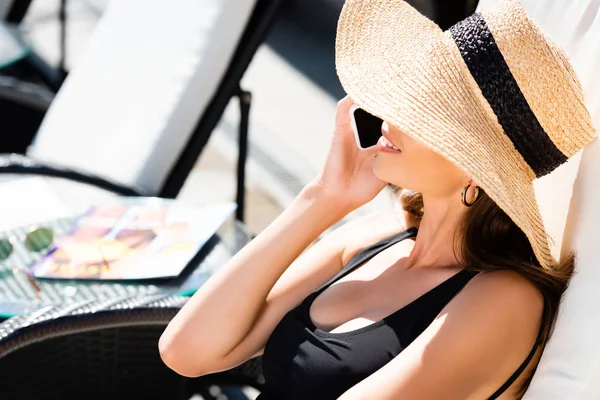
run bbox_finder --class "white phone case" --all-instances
[349,104,373,150]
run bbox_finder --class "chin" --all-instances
[373,157,397,185]
[372,155,386,180]
[372,157,405,188]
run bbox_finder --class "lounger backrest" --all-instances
[476,1,600,399]
[27,0,258,194]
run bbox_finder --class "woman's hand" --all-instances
[310,96,386,212]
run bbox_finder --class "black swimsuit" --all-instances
[258,228,541,399]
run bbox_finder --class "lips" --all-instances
[381,129,402,151]
[380,135,400,151]
[377,128,402,153]
[376,136,402,153]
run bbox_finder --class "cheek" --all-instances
[373,141,466,196]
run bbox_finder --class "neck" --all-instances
[405,194,465,270]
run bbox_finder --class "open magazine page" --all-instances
[30,202,236,280]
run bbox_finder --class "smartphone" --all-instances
[349,105,384,149]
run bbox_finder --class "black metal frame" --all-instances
[0,75,54,111]
[2,0,68,90]
[159,0,283,221]
[236,88,252,222]
[3,0,33,24]
[0,0,284,223]
[0,153,147,196]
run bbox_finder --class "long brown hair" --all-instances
[393,185,574,398]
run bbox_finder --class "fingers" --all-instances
[337,95,354,108]
[360,143,380,159]
[335,95,355,128]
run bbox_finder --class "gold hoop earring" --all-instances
[461,184,480,207]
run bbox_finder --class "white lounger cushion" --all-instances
[476,1,600,398]
[28,0,258,193]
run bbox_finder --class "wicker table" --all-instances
[0,200,261,400]
[0,209,252,319]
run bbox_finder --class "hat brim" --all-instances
[336,0,555,268]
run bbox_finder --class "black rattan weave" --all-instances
[0,294,264,400]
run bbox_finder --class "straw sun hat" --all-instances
[335,0,597,270]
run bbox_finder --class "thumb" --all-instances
[335,96,355,129]
[360,144,380,159]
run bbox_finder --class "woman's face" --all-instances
[373,121,469,198]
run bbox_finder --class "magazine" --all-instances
[30,201,236,280]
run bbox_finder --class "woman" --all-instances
[159,0,596,398]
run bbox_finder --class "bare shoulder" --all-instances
[420,270,545,396]
[441,269,544,368]
[445,269,544,329]
[465,270,543,312]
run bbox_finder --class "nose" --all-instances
[381,121,389,135]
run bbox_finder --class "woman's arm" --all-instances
[159,97,387,377]
[159,185,348,376]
